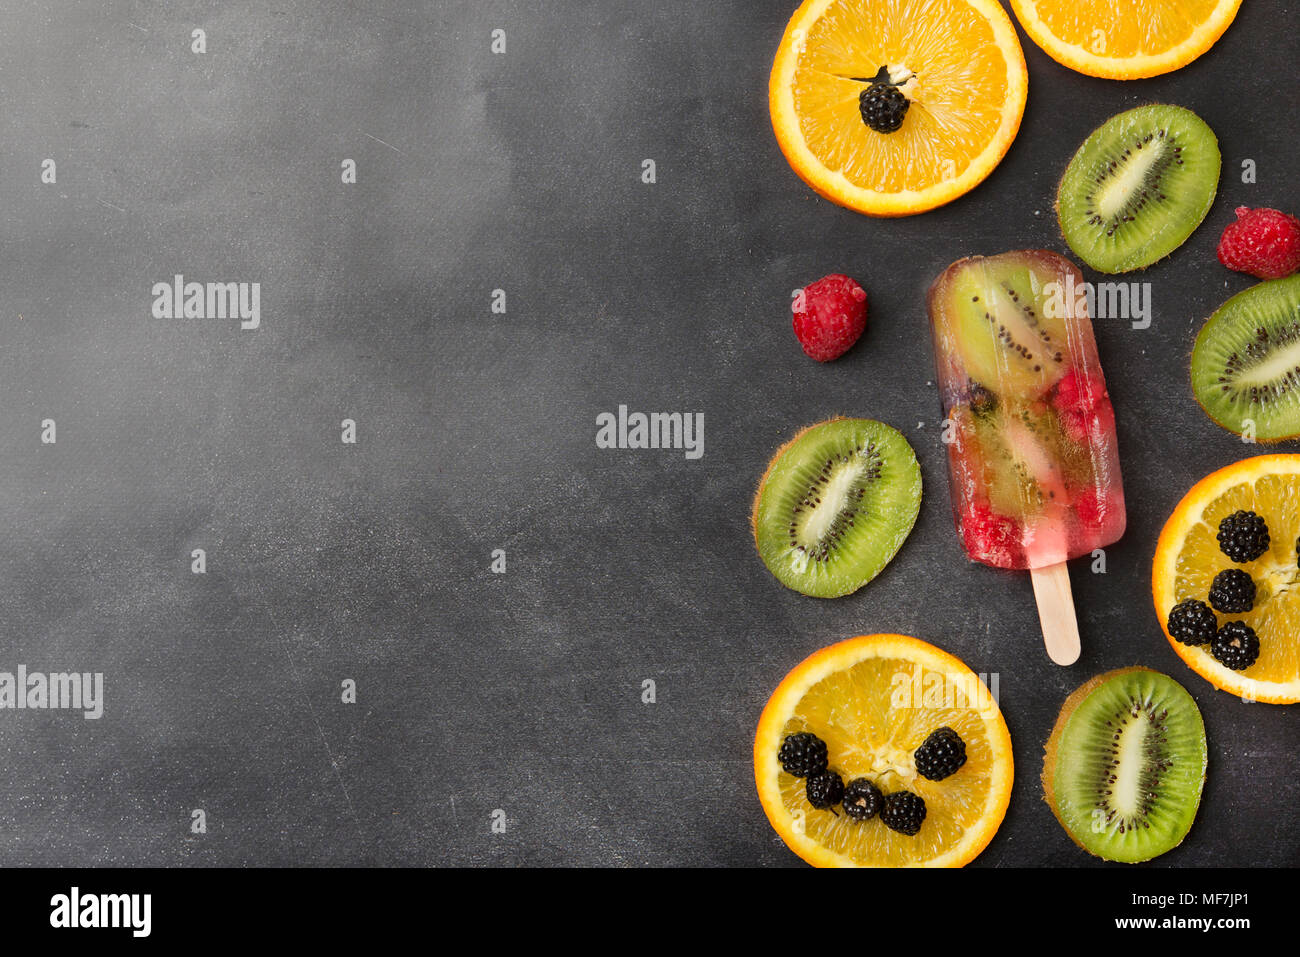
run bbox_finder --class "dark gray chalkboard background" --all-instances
[0,0,1295,867]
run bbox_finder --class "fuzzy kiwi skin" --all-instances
[1042,666,1207,863]
[749,419,841,538]
[1189,380,1300,444]
[750,418,849,593]
[751,418,840,550]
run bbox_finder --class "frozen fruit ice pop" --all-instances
[928,250,1126,571]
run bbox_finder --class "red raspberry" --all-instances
[1052,369,1107,417]
[1052,369,1114,444]
[1060,399,1116,445]
[1069,484,1124,552]
[1073,486,1110,531]
[1071,486,1123,553]
[959,502,1023,569]
[1216,206,1300,280]
[792,274,867,362]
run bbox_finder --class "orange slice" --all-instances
[1010,0,1242,79]
[769,0,1028,217]
[754,634,1013,867]
[1153,455,1300,704]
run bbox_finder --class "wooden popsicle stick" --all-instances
[1030,562,1081,666]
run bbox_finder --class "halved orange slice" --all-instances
[769,0,1028,217]
[754,634,1013,867]
[1153,455,1300,703]
[1010,0,1242,80]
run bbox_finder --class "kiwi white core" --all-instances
[1237,338,1300,389]
[1094,139,1168,221]
[1001,415,1064,497]
[1108,713,1154,825]
[790,458,869,571]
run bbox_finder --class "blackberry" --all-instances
[858,66,910,133]
[1211,621,1260,671]
[913,726,967,781]
[880,791,927,836]
[1208,569,1256,614]
[805,769,845,810]
[1295,535,1300,568]
[1217,510,1270,563]
[841,778,883,821]
[778,732,828,778]
[1166,600,1217,645]
[963,381,997,416]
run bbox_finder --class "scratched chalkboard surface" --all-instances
[0,1,1295,867]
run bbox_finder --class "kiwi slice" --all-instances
[1192,274,1300,441]
[969,399,1072,519]
[752,418,921,598]
[1043,667,1207,863]
[1057,104,1220,273]
[928,250,1075,397]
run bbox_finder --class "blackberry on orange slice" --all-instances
[754,634,1012,867]
[1153,455,1300,703]
[769,0,1027,217]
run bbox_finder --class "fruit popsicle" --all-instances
[928,250,1126,662]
